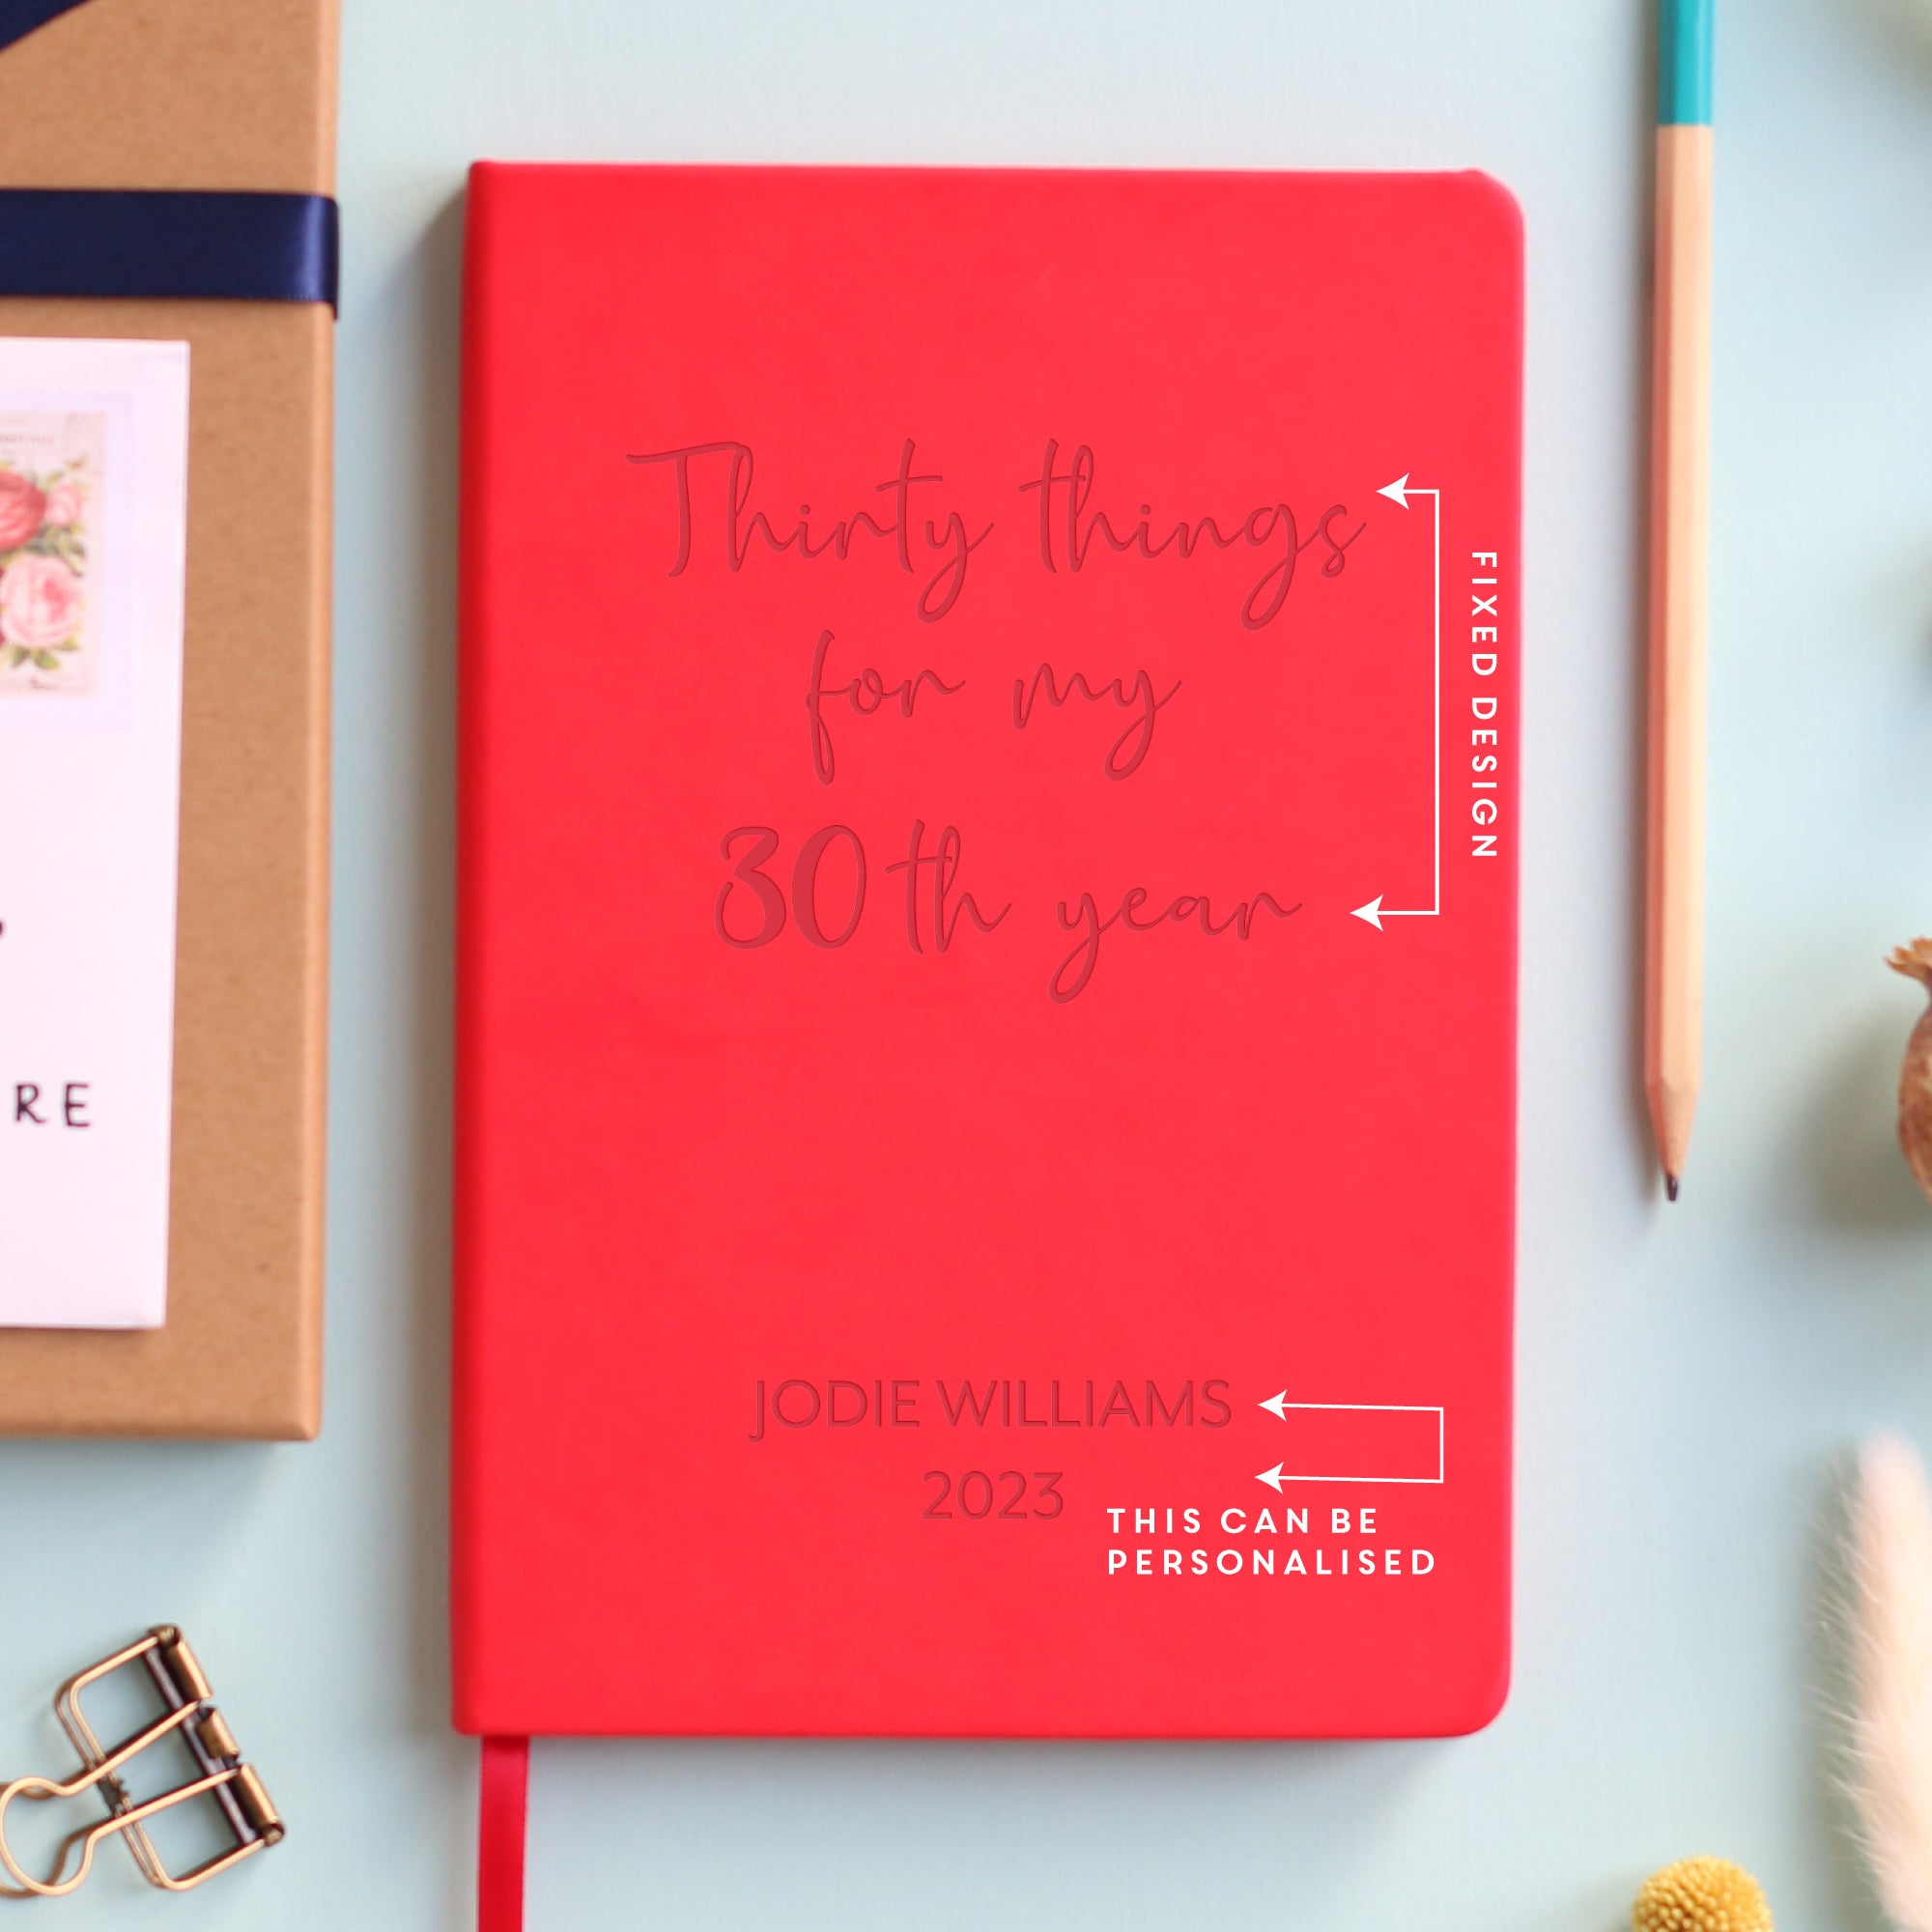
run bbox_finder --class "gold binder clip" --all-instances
[0,1626,284,1897]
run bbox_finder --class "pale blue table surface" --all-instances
[7,0,1932,1924]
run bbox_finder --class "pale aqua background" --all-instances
[5,0,1932,1924]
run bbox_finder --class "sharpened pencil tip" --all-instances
[1665,1174,1680,1203]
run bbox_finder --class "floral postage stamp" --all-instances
[0,410,102,699]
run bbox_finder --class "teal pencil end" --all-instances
[1660,0,1714,125]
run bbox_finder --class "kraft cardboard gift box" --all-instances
[0,0,336,1436]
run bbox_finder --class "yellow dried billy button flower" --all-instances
[1632,1857,1772,1932]
[1889,939,1932,1207]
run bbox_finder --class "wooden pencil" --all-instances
[1645,0,1714,1200]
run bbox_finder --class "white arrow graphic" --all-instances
[1352,473,1441,930]
[1252,1398,1447,1486]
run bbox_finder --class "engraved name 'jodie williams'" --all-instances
[748,1376,1234,1440]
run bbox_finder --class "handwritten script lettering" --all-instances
[806,630,964,784]
[1050,889,1299,1004]
[884,821,1010,953]
[628,434,1358,999]
[1019,440,1365,629]
[627,437,993,622]
[1011,662,1180,780]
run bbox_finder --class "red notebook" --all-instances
[455,162,1521,1740]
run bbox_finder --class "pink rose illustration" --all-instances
[42,482,82,529]
[0,554,81,650]
[0,471,45,552]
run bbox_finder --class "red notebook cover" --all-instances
[455,162,1521,1739]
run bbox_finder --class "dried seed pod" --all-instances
[1632,1857,1772,1932]
[1889,940,1932,1208]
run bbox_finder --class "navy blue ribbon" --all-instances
[0,0,90,53]
[0,0,338,311]
[0,189,338,310]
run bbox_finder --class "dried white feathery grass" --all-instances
[1847,1432,1932,1932]
[1882,0,1932,56]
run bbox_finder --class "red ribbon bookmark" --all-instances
[478,1736,529,1932]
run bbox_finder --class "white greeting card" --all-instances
[0,338,190,1327]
